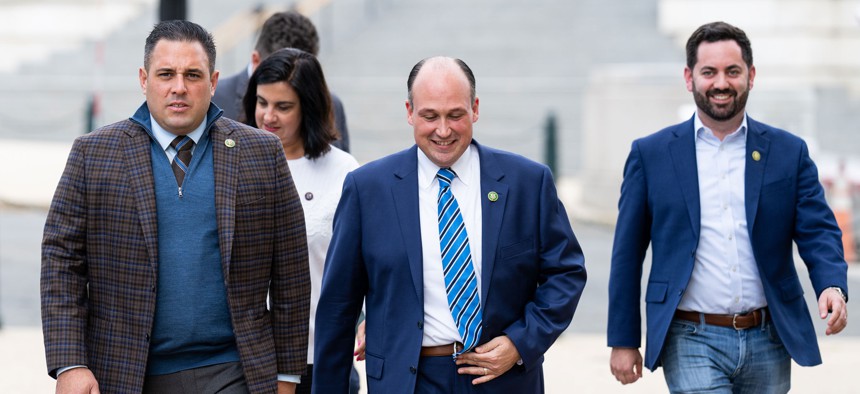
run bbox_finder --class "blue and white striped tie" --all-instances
[436,168,482,356]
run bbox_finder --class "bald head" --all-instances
[406,56,479,168]
[407,56,476,107]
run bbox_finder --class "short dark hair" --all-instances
[144,20,217,73]
[243,48,337,159]
[255,11,320,60]
[407,57,476,106]
[685,21,753,70]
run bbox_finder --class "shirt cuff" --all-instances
[57,365,87,376]
[278,374,301,383]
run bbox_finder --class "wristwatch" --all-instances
[828,286,847,303]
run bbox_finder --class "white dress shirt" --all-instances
[150,114,206,160]
[417,145,483,346]
[678,113,767,314]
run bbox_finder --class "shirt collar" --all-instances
[694,111,748,144]
[417,144,475,190]
[150,114,207,152]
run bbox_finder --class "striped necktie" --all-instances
[170,136,194,186]
[436,167,482,355]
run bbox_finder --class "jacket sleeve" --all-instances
[607,141,651,348]
[502,166,588,369]
[270,139,312,376]
[792,141,848,300]
[41,137,90,378]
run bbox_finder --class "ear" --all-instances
[210,70,220,97]
[250,51,262,71]
[139,67,148,94]
[748,65,756,90]
[406,99,415,126]
[471,96,480,123]
[684,66,693,92]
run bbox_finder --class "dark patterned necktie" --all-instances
[436,168,482,355]
[170,136,194,186]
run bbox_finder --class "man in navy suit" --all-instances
[312,56,587,393]
[608,21,849,393]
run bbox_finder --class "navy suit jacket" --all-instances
[608,116,848,370]
[313,141,587,393]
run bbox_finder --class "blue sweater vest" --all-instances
[146,132,239,375]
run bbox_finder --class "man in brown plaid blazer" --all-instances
[41,20,310,393]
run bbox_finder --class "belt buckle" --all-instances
[732,314,740,330]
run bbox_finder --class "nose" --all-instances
[263,107,277,123]
[436,118,452,137]
[713,73,729,89]
[171,75,188,94]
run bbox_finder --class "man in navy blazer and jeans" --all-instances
[313,56,587,393]
[608,21,849,393]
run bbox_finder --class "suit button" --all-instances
[151,285,156,292]
[145,333,150,342]
[409,366,417,374]
[417,321,423,329]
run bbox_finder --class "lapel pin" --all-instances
[225,139,236,148]
[752,150,761,161]
[488,191,499,202]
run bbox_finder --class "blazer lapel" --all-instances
[123,127,159,269]
[212,126,238,281]
[392,147,424,306]
[744,117,770,232]
[668,119,701,240]
[476,143,508,304]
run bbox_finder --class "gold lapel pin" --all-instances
[225,139,236,148]
[752,150,761,161]
[488,191,499,202]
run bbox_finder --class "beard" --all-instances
[692,82,750,122]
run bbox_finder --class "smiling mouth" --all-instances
[435,140,455,146]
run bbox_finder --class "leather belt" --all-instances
[420,342,463,357]
[675,308,769,330]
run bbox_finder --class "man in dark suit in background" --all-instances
[41,20,310,393]
[213,10,351,152]
[608,21,848,393]
[313,56,587,393]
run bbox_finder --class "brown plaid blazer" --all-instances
[41,104,310,393]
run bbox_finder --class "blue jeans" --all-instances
[662,315,790,394]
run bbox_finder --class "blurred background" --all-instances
[1,0,859,392]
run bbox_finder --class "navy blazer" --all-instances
[608,116,848,370]
[313,141,587,393]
